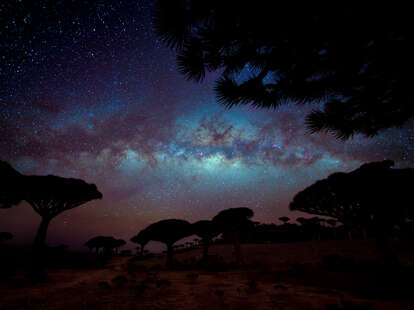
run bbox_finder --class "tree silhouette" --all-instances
[290,160,414,265]
[0,232,13,243]
[212,207,254,264]
[279,216,290,225]
[154,2,413,138]
[114,239,126,254]
[85,236,124,255]
[138,219,193,266]
[308,217,323,241]
[101,237,118,255]
[23,175,102,256]
[192,220,220,260]
[85,236,107,254]
[131,228,152,256]
[294,217,322,241]
[0,161,24,208]
[326,219,338,239]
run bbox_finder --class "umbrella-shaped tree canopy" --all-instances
[85,236,108,252]
[192,220,220,242]
[192,220,221,260]
[131,228,152,247]
[212,207,254,264]
[85,236,122,254]
[140,219,193,266]
[22,174,103,256]
[212,207,254,233]
[143,219,193,245]
[24,175,103,218]
[290,160,414,265]
[290,160,414,227]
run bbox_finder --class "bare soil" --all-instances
[1,240,413,310]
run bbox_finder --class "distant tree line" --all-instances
[130,207,253,267]
[84,236,126,255]
[127,160,413,268]
[2,159,413,271]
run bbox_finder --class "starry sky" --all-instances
[1,1,413,250]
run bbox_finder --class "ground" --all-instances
[1,240,413,309]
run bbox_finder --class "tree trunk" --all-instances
[34,216,51,254]
[140,244,145,256]
[231,231,243,265]
[202,239,209,260]
[313,231,321,241]
[376,229,398,267]
[31,216,52,279]
[166,243,174,267]
[362,228,368,240]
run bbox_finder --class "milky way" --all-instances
[1,1,413,249]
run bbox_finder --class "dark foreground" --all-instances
[1,240,414,310]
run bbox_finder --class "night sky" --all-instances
[1,1,414,250]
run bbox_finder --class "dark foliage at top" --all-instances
[0,160,24,208]
[154,2,413,138]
